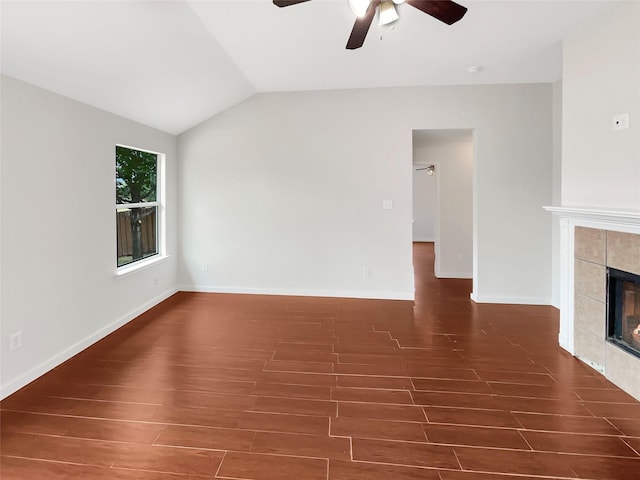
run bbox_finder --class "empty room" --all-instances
[1,1,639,479]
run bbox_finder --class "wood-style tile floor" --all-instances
[2,242,640,479]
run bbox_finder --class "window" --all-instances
[116,145,162,269]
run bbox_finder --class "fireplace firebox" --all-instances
[607,267,640,358]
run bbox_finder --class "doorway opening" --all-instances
[412,129,474,281]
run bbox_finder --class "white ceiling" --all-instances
[0,0,624,134]
[1,0,255,134]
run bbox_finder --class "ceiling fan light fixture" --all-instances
[379,0,399,26]
[348,0,371,18]
[392,0,406,4]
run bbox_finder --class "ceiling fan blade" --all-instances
[406,0,467,25]
[346,1,379,50]
[273,0,313,7]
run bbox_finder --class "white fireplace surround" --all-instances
[545,206,640,398]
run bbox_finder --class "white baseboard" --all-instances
[576,355,605,374]
[0,287,178,400]
[559,334,573,355]
[434,271,472,279]
[180,285,415,301]
[470,292,551,305]
[413,237,434,242]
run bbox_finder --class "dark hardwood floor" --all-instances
[2,242,639,479]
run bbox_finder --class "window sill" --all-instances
[115,254,170,278]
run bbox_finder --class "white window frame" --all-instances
[115,144,167,277]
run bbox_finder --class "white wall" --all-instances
[413,134,473,278]
[551,79,562,308]
[0,76,178,398]
[412,168,436,241]
[178,91,414,300]
[562,1,640,210]
[179,83,553,304]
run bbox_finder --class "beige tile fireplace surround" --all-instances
[545,206,640,400]
[574,227,640,398]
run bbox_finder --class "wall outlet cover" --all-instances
[9,332,22,352]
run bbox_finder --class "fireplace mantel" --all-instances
[543,206,640,226]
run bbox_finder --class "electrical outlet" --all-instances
[9,332,22,352]
[202,263,209,272]
[154,277,159,286]
[362,267,371,277]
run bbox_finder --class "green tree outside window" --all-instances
[116,146,159,266]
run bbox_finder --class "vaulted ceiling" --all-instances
[0,1,622,134]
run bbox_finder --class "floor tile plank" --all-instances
[351,437,460,469]
[216,452,327,480]
[329,459,440,480]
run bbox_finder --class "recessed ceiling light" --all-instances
[467,66,482,74]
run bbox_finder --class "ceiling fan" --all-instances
[415,164,436,175]
[273,0,467,50]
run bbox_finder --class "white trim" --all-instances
[116,201,159,209]
[471,130,479,303]
[115,254,170,277]
[115,146,166,272]
[413,237,435,242]
[576,355,605,375]
[180,285,415,301]
[470,293,551,305]
[0,288,179,400]
[434,271,472,279]
[543,206,640,225]
[158,152,167,257]
[411,265,415,296]
[434,159,442,277]
[558,216,574,353]
[116,143,163,157]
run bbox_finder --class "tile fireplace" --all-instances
[545,206,640,400]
